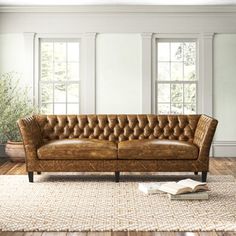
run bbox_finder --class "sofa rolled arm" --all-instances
[17,116,43,160]
[193,115,218,160]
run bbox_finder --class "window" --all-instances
[39,39,80,114]
[156,40,197,114]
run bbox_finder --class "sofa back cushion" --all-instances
[34,114,201,143]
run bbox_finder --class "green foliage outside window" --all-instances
[0,72,37,143]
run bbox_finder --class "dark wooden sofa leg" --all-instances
[115,171,120,183]
[194,172,198,175]
[28,172,34,183]
[202,171,207,182]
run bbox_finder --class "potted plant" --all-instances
[0,72,37,162]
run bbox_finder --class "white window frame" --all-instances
[35,34,82,114]
[156,38,198,114]
[152,34,202,114]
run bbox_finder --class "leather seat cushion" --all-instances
[118,139,198,160]
[37,139,117,160]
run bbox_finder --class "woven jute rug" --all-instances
[0,174,236,231]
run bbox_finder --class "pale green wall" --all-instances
[214,34,236,141]
[0,34,24,75]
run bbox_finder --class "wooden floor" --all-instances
[0,157,236,236]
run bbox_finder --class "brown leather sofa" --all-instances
[17,114,218,183]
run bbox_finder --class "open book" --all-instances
[158,178,209,195]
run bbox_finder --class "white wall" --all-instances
[96,34,142,114]
[213,34,236,156]
[0,33,24,75]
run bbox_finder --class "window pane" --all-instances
[67,104,79,114]
[54,42,66,61]
[184,42,196,65]
[41,42,53,62]
[171,42,183,61]
[41,103,53,114]
[40,84,53,103]
[158,42,170,61]
[67,84,79,103]
[54,104,66,114]
[158,104,170,114]
[68,42,79,62]
[158,62,170,81]
[171,62,183,81]
[41,42,53,81]
[184,64,196,80]
[171,84,183,103]
[184,84,196,103]
[158,84,170,103]
[171,103,183,114]
[41,63,53,81]
[68,63,79,81]
[184,104,196,114]
[54,62,67,81]
[54,83,66,103]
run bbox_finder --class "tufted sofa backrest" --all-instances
[34,115,200,142]
[34,114,201,143]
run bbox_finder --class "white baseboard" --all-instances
[0,144,6,158]
[212,141,236,157]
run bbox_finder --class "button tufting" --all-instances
[36,114,200,142]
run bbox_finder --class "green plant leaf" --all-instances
[0,72,38,143]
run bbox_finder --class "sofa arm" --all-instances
[17,116,43,160]
[193,115,218,160]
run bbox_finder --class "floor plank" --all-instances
[174,232,199,236]
[221,232,236,236]
[159,233,176,236]
[87,232,112,236]
[23,233,43,236]
[0,233,25,236]
[41,233,67,236]
[129,232,157,236]
[198,232,218,236]
[112,232,129,236]
[67,232,87,236]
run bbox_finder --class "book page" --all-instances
[177,178,208,191]
[158,182,192,195]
